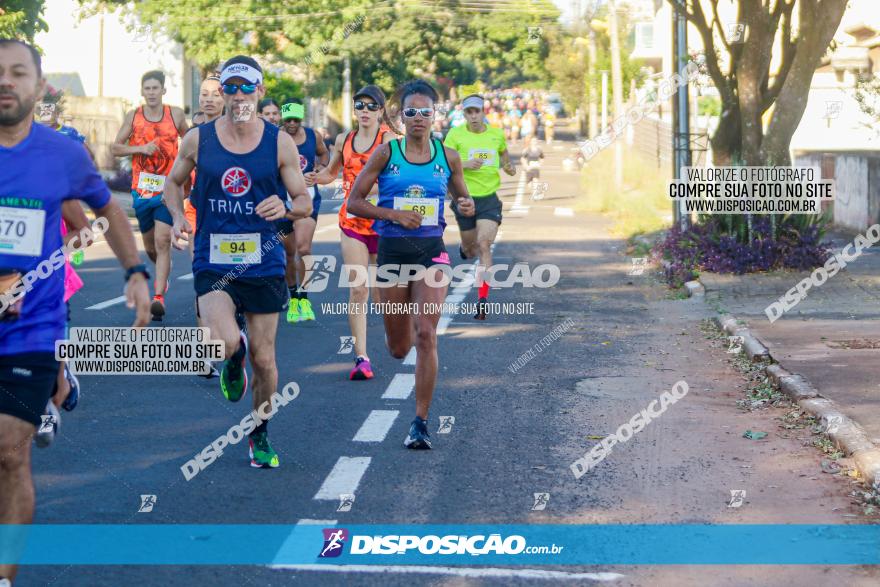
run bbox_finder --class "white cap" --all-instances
[462,95,484,110]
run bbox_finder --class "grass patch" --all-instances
[577,147,672,238]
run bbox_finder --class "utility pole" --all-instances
[601,70,608,131]
[672,0,691,229]
[342,55,352,131]
[588,26,598,139]
[608,0,624,190]
[98,12,105,97]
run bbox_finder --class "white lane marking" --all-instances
[509,173,530,214]
[314,457,372,500]
[178,272,194,281]
[554,207,574,217]
[445,293,465,304]
[296,519,337,525]
[403,346,417,365]
[353,410,399,442]
[271,519,341,565]
[436,315,452,335]
[315,225,337,234]
[85,296,126,310]
[270,565,624,582]
[381,373,415,400]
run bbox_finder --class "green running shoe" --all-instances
[220,333,248,402]
[299,297,315,321]
[249,431,279,468]
[286,297,300,323]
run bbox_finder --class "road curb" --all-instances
[711,312,880,490]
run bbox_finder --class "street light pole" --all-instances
[672,0,691,229]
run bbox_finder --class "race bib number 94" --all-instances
[0,207,46,257]
[210,233,261,265]
[394,197,439,226]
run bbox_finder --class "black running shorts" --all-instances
[0,352,58,426]
[451,193,502,231]
[195,271,288,314]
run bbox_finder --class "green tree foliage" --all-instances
[0,0,48,42]
[80,0,559,96]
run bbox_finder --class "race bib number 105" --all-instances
[137,172,166,194]
[0,207,46,257]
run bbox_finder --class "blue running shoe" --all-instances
[404,417,432,450]
[61,363,80,411]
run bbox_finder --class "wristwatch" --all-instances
[124,263,151,283]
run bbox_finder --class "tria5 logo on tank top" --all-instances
[190,120,286,278]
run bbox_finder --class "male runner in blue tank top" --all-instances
[348,80,475,449]
[279,98,328,324]
[164,55,312,469]
[0,38,151,585]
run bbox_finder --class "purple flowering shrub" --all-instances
[653,216,831,287]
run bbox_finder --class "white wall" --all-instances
[35,0,190,109]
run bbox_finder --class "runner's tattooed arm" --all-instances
[444,147,476,217]
[347,144,420,229]
[164,128,200,249]
[277,131,312,221]
[314,129,330,171]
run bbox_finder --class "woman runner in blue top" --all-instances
[348,80,475,450]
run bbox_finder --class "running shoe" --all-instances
[220,332,248,402]
[404,417,432,450]
[61,363,80,411]
[249,430,279,468]
[150,295,165,322]
[474,297,488,321]
[299,298,315,321]
[459,245,470,260]
[35,401,60,448]
[349,356,374,381]
[286,297,300,323]
[198,362,220,379]
[235,311,248,334]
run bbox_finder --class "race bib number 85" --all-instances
[468,148,496,167]
[0,207,46,257]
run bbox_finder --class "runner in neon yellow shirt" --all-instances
[444,94,516,320]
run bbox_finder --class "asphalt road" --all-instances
[17,137,880,586]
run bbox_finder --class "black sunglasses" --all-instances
[354,100,381,112]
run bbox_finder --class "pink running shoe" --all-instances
[349,356,374,380]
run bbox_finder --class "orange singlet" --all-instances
[338,126,390,236]
[129,105,180,198]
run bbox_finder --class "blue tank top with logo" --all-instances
[375,138,450,238]
[192,119,286,278]
[297,127,320,200]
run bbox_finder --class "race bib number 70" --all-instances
[0,207,46,257]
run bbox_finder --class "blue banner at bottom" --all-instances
[1,525,879,565]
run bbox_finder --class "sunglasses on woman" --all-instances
[222,83,258,95]
[354,100,381,112]
[402,107,434,119]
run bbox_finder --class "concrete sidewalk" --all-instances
[702,227,880,446]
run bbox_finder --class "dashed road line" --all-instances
[554,207,574,217]
[382,373,415,400]
[352,410,399,442]
[314,457,372,500]
[85,296,126,311]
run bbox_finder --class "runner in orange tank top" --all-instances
[314,85,396,381]
[111,70,188,321]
